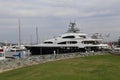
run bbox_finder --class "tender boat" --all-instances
[25,22,108,55]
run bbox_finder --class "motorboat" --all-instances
[3,45,30,59]
[25,22,108,55]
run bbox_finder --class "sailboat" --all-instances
[4,19,30,59]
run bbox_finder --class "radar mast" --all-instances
[67,22,80,33]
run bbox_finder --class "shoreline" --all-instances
[0,52,109,73]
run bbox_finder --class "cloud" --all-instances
[0,0,120,42]
[0,0,119,18]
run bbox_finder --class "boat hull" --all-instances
[25,46,86,55]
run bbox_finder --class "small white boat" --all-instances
[108,44,120,55]
[3,45,30,59]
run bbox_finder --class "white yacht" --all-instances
[25,22,108,55]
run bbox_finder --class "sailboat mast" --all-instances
[18,19,22,46]
[36,27,39,44]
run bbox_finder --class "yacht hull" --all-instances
[25,46,86,55]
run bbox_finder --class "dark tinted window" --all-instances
[62,36,75,39]
[44,42,53,44]
[79,36,86,38]
[58,42,66,44]
[82,41,99,44]
[58,41,77,44]
[70,41,77,44]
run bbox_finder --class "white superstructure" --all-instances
[43,22,107,49]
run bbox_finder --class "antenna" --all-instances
[67,21,80,33]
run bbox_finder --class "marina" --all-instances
[0,1,120,79]
[0,22,119,59]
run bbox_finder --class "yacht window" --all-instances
[0,53,3,57]
[44,42,53,44]
[58,42,66,44]
[79,35,86,38]
[70,41,77,44]
[82,41,99,44]
[58,41,77,44]
[62,36,75,39]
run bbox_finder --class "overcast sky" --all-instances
[0,0,120,44]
